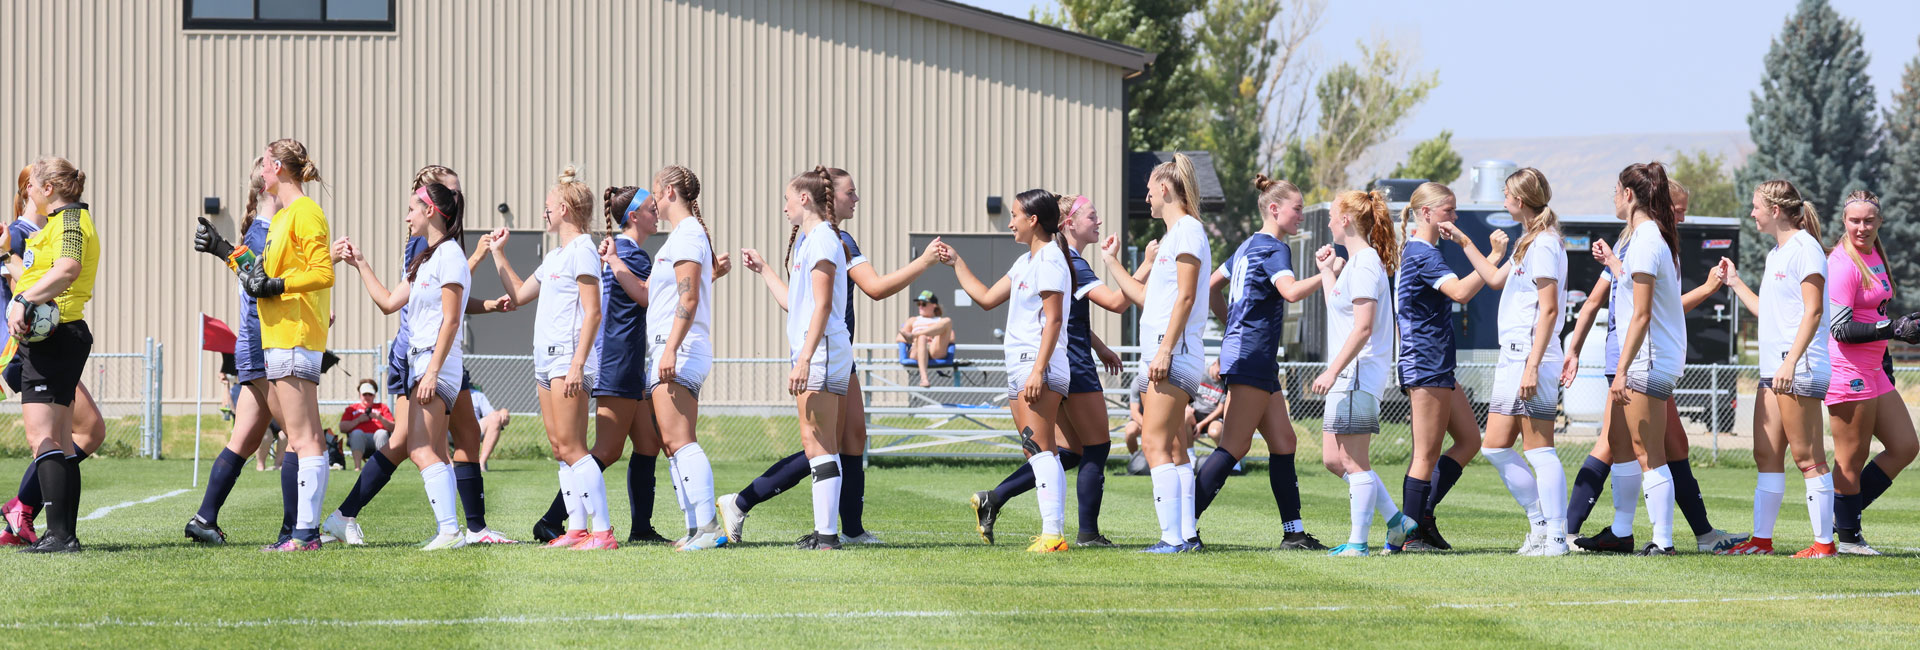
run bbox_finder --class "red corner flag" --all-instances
[201,313,236,355]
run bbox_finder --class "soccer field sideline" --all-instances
[3,458,1917,647]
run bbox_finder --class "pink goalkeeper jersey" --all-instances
[1825,247,1895,405]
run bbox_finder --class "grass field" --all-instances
[1,456,1917,647]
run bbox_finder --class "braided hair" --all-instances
[785,166,850,267]
[658,165,714,264]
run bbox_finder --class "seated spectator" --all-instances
[340,381,395,471]
[896,290,953,387]
[471,386,511,471]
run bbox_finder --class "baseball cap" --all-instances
[915,290,939,304]
[358,381,377,396]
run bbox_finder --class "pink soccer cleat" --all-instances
[570,531,620,551]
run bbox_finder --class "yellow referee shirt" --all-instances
[258,196,332,350]
[18,203,100,323]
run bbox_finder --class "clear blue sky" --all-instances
[959,0,1920,139]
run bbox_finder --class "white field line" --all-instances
[76,489,190,521]
[5,589,1915,631]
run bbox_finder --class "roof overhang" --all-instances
[856,0,1155,72]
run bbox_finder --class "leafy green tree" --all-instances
[1306,40,1438,194]
[1191,0,1280,257]
[1390,130,1461,185]
[1037,0,1199,152]
[1736,0,1879,283]
[1878,38,1920,308]
[1670,149,1742,219]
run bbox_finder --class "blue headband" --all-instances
[620,189,651,227]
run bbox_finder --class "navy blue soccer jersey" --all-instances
[595,235,652,393]
[1218,233,1294,378]
[389,235,429,359]
[1064,248,1104,372]
[1395,238,1458,385]
[840,229,868,337]
[2,219,39,304]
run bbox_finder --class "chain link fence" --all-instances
[344,342,1920,468]
[0,338,164,459]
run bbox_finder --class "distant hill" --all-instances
[1351,131,1754,215]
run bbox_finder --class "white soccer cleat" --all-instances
[1538,535,1570,556]
[840,531,886,545]
[420,531,469,551]
[1566,533,1588,553]
[679,529,726,552]
[1695,529,1749,553]
[1836,535,1881,556]
[321,511,366,546]
[465,528,519,544]
[1515,532,1545,556]
[716,493,748,544]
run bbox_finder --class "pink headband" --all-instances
[1844,197,1879,209]
[415,187,447,221]
[1066,196,1090,220]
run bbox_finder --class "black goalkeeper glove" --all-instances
[1895,312,1920,344]
[194,217,235,261]
[238,260,285,298]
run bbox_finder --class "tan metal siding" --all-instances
[0,0,1127,403]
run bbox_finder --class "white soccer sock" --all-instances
[1806,473,1834,544]
[667,457,696,532]
[1367,470,1400,521]
[809,454,842,537]
[558,462,585,531]
[1609,461,1642,537]
[1176,462,1198,541]
[1643,464,1675,549]
[1149,463,1182,545]
[1031,452,1066,536]
[1347,472,1377,546]
[1525,447,1567,536]
[1753,472,1785,539]
[421,462,460,535]
[1483,447,1542,528]
[676,443,717,529]
[572,456,611,533]
[296,456,326,531]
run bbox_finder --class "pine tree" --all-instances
[1391,130,1462,185]
[1736,0,1879,283]
[1879,39,1920,308]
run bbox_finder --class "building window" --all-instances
[183,0,395,31]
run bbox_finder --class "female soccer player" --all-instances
[325,165,517,547]
[1312,190,1416,557]
[1198,174,1329,550]
[3,165,106,547]
[1716,179,1835,558]
[1099,154,1211,553]
[488,166,613,550]
[949,189,1073,552]
[178,162,283,545]
[241,140,334,552]
[334,181,474,550]
[1441,168,1568,556]
[644,165,726,551]
[719,168,943,547]
[1574,162,1685,556]
[753,167,856,550]
[1815,191,1919,555]
[1393,182,1489,552]
[967,193,1127,548]
[1559,179,1745,552]
[7,157,100,553]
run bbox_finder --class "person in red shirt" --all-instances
[340,381,394,471]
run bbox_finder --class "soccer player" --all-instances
[1099,154,1212,553]
[1442,168,1568,555]
[487,166,613,550]
[949,189,1074,552]
[641,165,726,551]
[1197,174,1329,550]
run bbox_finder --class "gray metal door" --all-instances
[907,233,1019,361]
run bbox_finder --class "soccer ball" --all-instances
[21,300,58,343]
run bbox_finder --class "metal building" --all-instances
[0,0,1150,404]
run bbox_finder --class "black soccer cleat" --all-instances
[1184,536,1205,552]
[627,527,671,545]
[1634,542,1676,556]
[1574,528,1636,554]
[532,519,564,545]
[184,516,227,545]
[20,534,80,554]
[969,490,1000,545]
[1418,515,1452,550]
[794,533,820,550]
[1076,532,1115,547]
[1401,538,1443,553]
[1281,531,1328,551]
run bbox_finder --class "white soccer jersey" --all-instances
[1758,228,1830,377]
[1004,243,1071,371]
[405,241,471,358]
[1140,215,1211,361]
[1326,246,1393,397]
[531,233,602,370]
[1496,230,1567,365]
[646,221,715,358]
[785,222,851,360]
[1619,220,1686,378]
